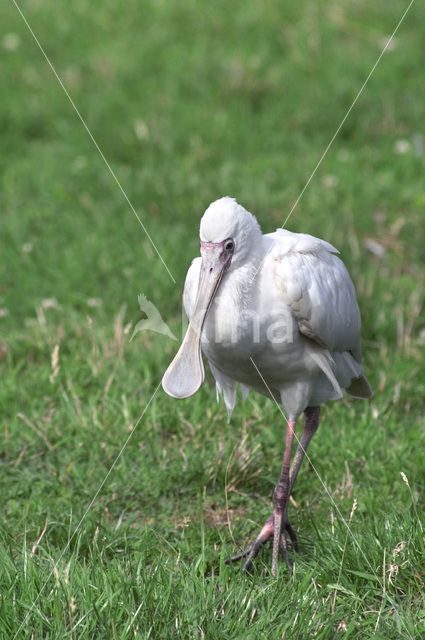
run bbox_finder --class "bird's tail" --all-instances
[347,375,373,399]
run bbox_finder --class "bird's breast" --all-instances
[200,277,300,378]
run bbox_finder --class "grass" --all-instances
[1,0,425,637]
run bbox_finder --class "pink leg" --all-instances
[226,407,320,574]
[271,419,295,575]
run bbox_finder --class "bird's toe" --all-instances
[225,513,298,573]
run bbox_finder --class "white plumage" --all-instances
[180,198,371,420]
[162,196,372,574]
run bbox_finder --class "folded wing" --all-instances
[268,229,372,397]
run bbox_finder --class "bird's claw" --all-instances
[285,520,299,552]
[225,514,298,573]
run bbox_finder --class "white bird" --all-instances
[162,197,372,575]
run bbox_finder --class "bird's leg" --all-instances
[289,406,320,494]
[280,406,321,555]
[226,406,321,574]
[225,417,296,573]
[271,418,296,575]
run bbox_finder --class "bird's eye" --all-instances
[224,239,234,251]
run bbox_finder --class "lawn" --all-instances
[1,0,424,638]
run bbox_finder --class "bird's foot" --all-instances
[225,513,298,573]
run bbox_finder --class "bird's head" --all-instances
[162,197,262,399]
[199,196,262,270]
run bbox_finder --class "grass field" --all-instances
[1,0,425,637]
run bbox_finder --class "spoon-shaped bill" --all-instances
[162,241,232,398]
[161,323,205,398]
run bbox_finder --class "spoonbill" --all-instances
[162,197,372,575]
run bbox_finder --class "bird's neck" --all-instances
[220,243,264,304]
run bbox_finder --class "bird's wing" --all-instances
[267,229,362,362]
[183,257,201,319]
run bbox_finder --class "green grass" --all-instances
[1,0,425,637]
